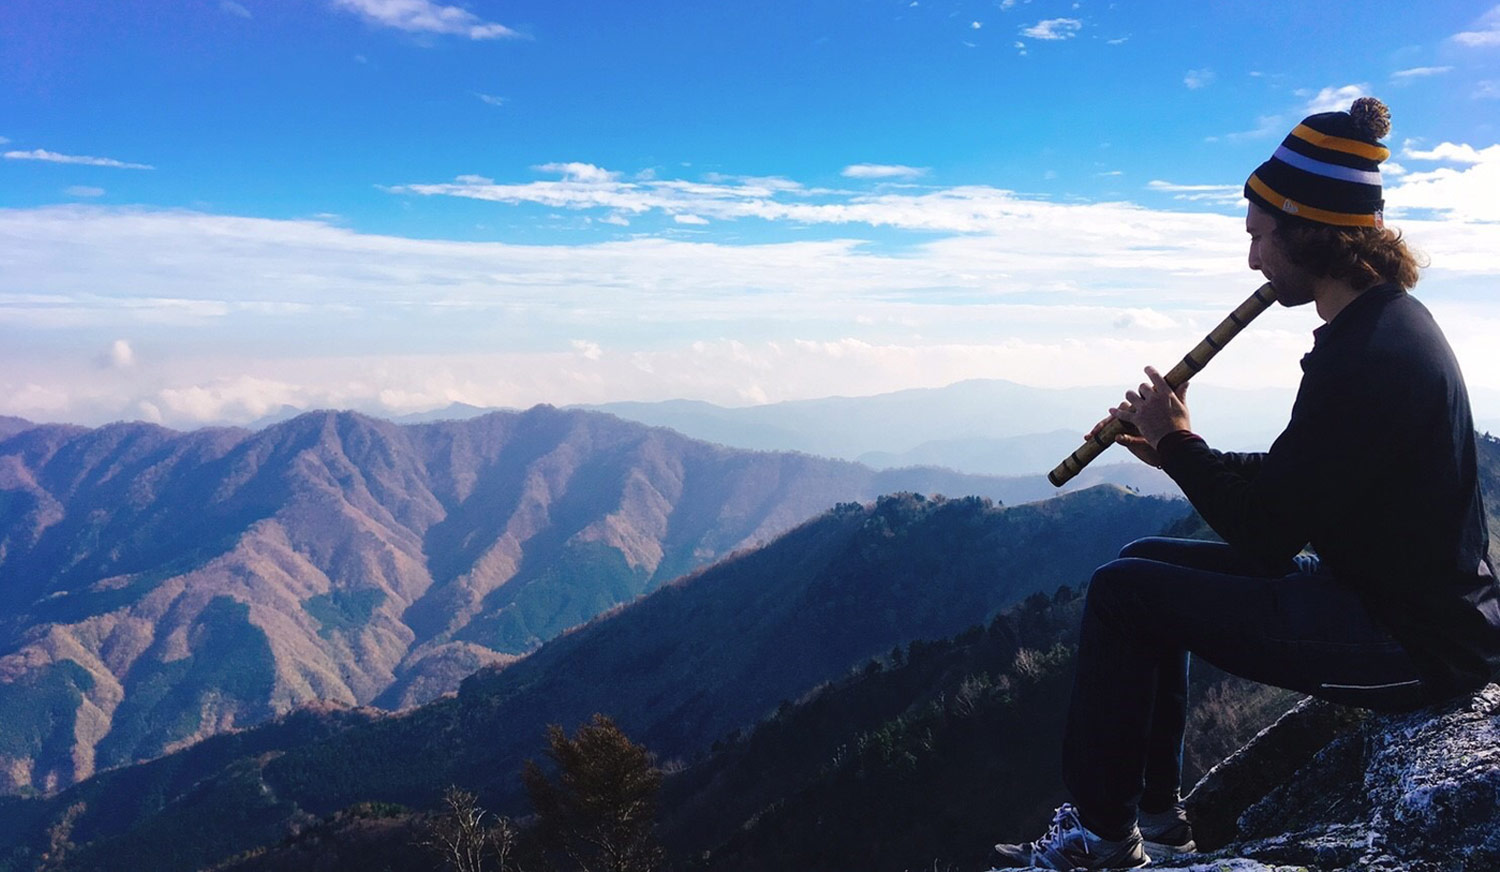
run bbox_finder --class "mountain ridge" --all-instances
[1,405,1130,794]
[0,485,1190,870]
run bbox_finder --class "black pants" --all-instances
[1061,537,1427,840]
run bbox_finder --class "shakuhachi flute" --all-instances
[1047,281,1279,487]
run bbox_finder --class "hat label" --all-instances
[1282,199,1300,214]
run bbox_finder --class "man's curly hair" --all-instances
[1273,219,1427,291]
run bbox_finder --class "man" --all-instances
[989,97,1500,871]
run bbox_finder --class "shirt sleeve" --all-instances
[1158,364,1374,572]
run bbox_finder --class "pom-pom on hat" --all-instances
[1244,97,1392,228]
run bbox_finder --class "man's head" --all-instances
[1243,97,1424,299]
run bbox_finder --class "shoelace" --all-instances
[1033,803,1089,857]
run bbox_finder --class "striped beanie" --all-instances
[1244,97,1391,229]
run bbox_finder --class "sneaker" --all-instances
[1138,803,1196,857]
[988,803,1149,870]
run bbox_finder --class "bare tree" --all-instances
[38,802,86,872]
[422,785,520,872]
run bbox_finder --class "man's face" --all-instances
[1246,203,1315,308]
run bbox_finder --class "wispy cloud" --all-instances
[1020,18,1081,40]
[65,186,106,198]
[1145,180,1243,204]
[1184,68,1216,90]
[1452,5,1500,47]
[332,0,519,40]
[4,149,154,169]
[219,0,251,18]
[1391,66,1452,80]
[841,163,929,180]
[472,92,506,107]
[1220,114,1287,142]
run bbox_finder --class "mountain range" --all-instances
[0,485,1190,870]
[0,405,1149,796]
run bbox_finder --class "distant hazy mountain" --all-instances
[0,406,1112,794]
[582,379,1297,470]
[0,486,1189,871]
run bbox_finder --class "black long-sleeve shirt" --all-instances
[1159,283,1500,700]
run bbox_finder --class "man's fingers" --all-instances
[1176,380,1191,401]
[1146,366,1171,393]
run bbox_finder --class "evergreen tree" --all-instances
[523,715,663,872]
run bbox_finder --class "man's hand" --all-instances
[1086,412,1163,468]
[1109,366,1192,449]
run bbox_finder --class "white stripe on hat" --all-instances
[1273,146,1382,186]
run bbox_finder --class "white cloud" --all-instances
[65,186,105,198]
[1184,68,1216,90]
[1388,142,1500,222]
[332,0,519,40]
[0,136,9,145]
[1452,6,1500,46]
[1405,142,1488,163]
[220,0,251,18]
[1106,36,1129,45]
[971,21,982,29]
[4,149,154,170]
[841,164,929,180]
[1020,18,1081,40]
[1014,41,1028,56]
[1391,66,1452,79]
[5,173,1499,428]
[472,92,506,107]
[1303,84,1369,114]
[600,213,631,226]
[533,162,620,183]
[673,213,709,225]
[100,339,136,369]
[1478,80,1500,99]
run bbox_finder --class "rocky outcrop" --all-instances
[1164,683,1500,871]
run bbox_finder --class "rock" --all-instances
[1164,683,1500,872]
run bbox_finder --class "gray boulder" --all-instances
[1157,683,1500,871]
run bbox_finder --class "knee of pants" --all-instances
[1117,536,1170,560]
[1085,558,1145,610]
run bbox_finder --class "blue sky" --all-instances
[3,0,1499,430]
